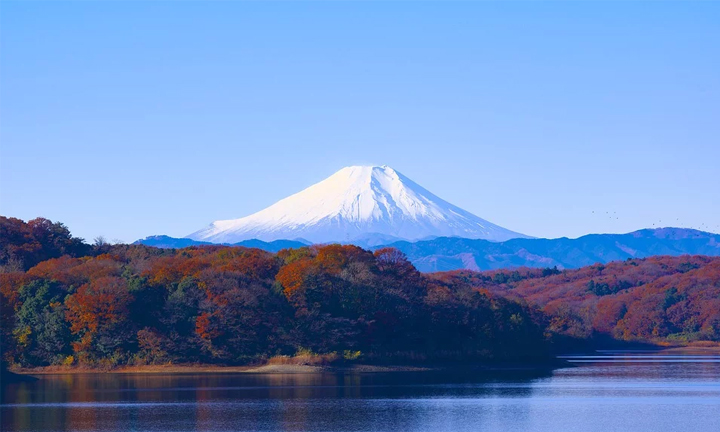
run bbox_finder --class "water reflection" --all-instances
[3,361,720,432]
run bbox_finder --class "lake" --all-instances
[3,352,720,432]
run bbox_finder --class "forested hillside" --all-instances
[0,217,90,272]
[1,217,546,369]
[433,255,720,344]
[2,216,719,371]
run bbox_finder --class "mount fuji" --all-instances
[186,165,529,245]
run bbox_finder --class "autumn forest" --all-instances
[2,216,720,370]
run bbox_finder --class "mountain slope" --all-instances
[187,165,528,244]
[382,228,720,272]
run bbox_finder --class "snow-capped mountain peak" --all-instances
[187,165,529,244]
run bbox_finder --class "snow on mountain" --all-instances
[187,165,529,244]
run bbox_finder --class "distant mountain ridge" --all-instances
[187,165,528,244]
[134,235,308,252]
[383,228,720,272]
[135,228,720,271]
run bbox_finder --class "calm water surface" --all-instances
[3,353,720,432]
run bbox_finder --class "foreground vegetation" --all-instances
[434,255,720,345]
[1,217,547,369]
[2,216,719,371]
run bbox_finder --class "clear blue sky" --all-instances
[1,1,718,243]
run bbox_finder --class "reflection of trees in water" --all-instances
[2,370,552,431]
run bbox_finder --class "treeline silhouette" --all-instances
[2,217,719,370]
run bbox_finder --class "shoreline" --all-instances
[11,346,720,377]
[10,361,564,376]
